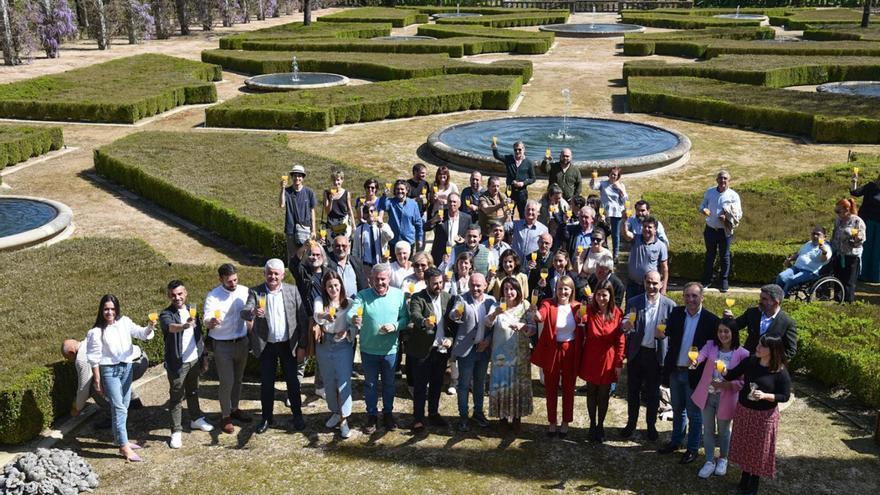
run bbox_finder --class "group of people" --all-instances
[64,143,879,495]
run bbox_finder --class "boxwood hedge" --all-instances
[627,76,880,143]
[619,12,763,29]
[623,55,880,88]
[200,49,532,82]
[219,22,392,50]
[803,24,880,42]
[317,7,429,27]
[205,74,523,131]
[624,34,880,59]
[0,54,220,124]
[622,27,775,56]
[769,8,864,30]
[417,23,556,42]
[0,125,63,170]
[435,10,569,27]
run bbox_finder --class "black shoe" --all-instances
[646,426,659,441]
[427,414,448,428]
[619,424,635,439]
[364,415,378,434]
[128,398,144,410]
[680,449,699,464]
[657,442,681,454]
[230,409,252,423]
[94,417,112,430]
[290,415,306,431]
[383,413,398,431]
[458,419,470,432]
[546,429,557,438]
[596,425,606,443]
[473,414,490,428]
[557,431,568,440]
[255,419,272,434]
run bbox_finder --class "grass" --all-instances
[434,10,570,27]
[619,12,764,29]
[239,36,552,57]
[804,24,880,42]
[206,74,523,131]
[623,55,880,87]
[0,54,220,123]
[623,31,880,58]
[218,21,392,49]
[317,7,428,27]
[0,124,63,169]
[774,8,865,29]
[416,23,556,41]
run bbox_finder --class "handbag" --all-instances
[294,224,311,245]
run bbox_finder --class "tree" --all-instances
[90,0,109,49]
[73,0,88,33]
[219,0,232,27]
[0,0,35,64]
[862,0,871,28]
[151,0,171,39]
[174,0,189,35]
[198,0,212,30]
[33,0,78,58]
[0,0,16,64]
[124,0,155,44]
[303,0,311,25]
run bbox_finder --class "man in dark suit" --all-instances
[328,234,367,296]
[726,284,797,361]
[426,193,471,267]
[241,258,310,433]
[404,267,458,431]
[491,139,536,219]
[621,271,675,441]
[659,282,719,464]
[525,233,554,290]
[585,257,626,308]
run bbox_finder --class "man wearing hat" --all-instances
[280,164,318,267]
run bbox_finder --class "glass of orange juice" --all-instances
[189,305,197,319]
[328,306,336,318]
[688,346,699,362]
[428,314,436,325]
[500,302,507,312]
[583,286,592,297]
[715,359,726,373]
[540,268,549,280]
[258,295,266,310]
[148,311,158,324]
[213,309,221,320]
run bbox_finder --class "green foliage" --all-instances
[240,36,551,58]
[435,10,569,27]
[0,125,63,169]
[219,22,393,50]
[703,39,880,59]
[0,237,264,444]
[413,6,546,15]
[0,55,220,124]
[622,27,775,56]
[417,23,555,42]
[619,12,763,29]
[804,24,880,42]
[317,7,428,27]
[772,8,864,29]
[627,76,880,143]
[623,55,880,88]
[200,50,532,83]
[205,74,523,131]
[642,7,796,17]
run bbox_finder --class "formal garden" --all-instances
[1,1,879,493]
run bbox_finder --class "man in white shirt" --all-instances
[204,263,251,434]
[700,170,743,293]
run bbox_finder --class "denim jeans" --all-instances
[100,362,133,447]
[361,351,397,416]
[316,338,354,418]
[608,216,622,259]
[456,348,490,418]
[669,369,702,451]
[703,226,733,290]
[775,267,817,296]
[701,392,732,463]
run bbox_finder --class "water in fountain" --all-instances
[457,3,460,15]
[291,56,300,82]
[551,88,573,140]
[736,5,741,16]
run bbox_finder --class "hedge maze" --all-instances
[0,125,63,170]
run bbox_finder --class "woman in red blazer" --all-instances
[531,275,582,438]
[578,279,625,443]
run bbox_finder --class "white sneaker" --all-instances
[446,386,457,395]
[190,417,214,432]
[714,458,728,476]
[169,431,182,449]
[339,420,351,439]
[698,461,716,479]
[316,387,326,399]
[325,413,341,428]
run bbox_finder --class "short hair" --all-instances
[395,240,411,253]
[683,281,704,295]
[717,169,731,179]
[812,225,827,236]
[167,279,185,292]
[716,317,741,349]
[570,195,586,210]
[371,263,392,277]
[547,184,562,195]
[412,163,427,173]
[525,199,540,210]
[555,275,576,302]
[363,178,378,190]
[635,199,650,210]
[760,284,785,304]
[412,251,433,267]
[447,192,460,202]
[488,219,503,230]
[760,333,787,371]
[218,263,236,278]
[424,267,443,281]
[513,140,525,149]
[488,176,501,185]
[331,168,344,180]
[580,206,595,218]
[265,258,285,272]
[466,224,482,234]
[454,251,475,274]
[642,216,658,229]
[596,255,614,271]
[394,179,410,192]
[470,171,482,179]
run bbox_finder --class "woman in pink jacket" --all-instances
[689,318,749,480]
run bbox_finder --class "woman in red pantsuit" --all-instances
[531,275,582,438]
[578,280,624,443]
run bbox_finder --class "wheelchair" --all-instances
[786,264,846,304]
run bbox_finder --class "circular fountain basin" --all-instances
[0,196,73,251]
[244,72,350,91]
[713,14,769,25]
[816,81,880,98]
[539,23,646,37]
[427,116,690,176]
[431,13,483,20]
[371,35,437,41]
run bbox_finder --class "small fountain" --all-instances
[551,88,573,140]
[540,6,645,38]
[372,35,437,41]
[0,196,74,251]
[244,54,349,91]
[713,5,769,24]
[816,81,880,99]
[432,3,482,20]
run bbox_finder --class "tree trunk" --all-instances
[875,410,880,445]
[74,0,89,34]
[240,0,250,24]
[126,2,138,44]
[303,0,311,25]
[94,0,110,49]
[199,0,212,30]
[257,0,264,21]
[0,0,15,65]
[174,0,189,35]
[221,0,232,27]
[863,0,871,28]
[153,0,171,39]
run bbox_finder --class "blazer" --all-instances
[533,268,578,301]
[492,149,537,193]
[350,221,393,266]
[735,307,798,361]
[450,293,496,357]
[159,303,204,379]
[623,293,676,365]
[328,255,368,293]
[584,272,626,309]
[404,289,458,359]
[691,342,749,421]
[426,213,472,267]
[663,307,720,388]
[531,299,584,371]
[241,283,309,359]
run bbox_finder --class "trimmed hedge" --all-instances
[803,24,880,42]
[623,55,880,88]
[0,54,220,124]
[624,34,880,59]
[414,6,545,15]
[627,76,880,143]
[240,35,552,58]
[317,7,428,27]
[622,27,776,56]
[417,23,555,41]
[219,22,392,50]
[0,125,63,169]
[770,8,864,30]
[435,10,569,27]
[205,74,523,131]
[201,49,533,83]
[619,12,763,29]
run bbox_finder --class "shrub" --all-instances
[0,125,63,170]
[413,6,545,15]
[317,7,428,27]
[417,23,556,42]
[623,55,880,88]
[703,39,880,59]
[219,22,392,50]
[773,8,864,30]
[205,74,523,131]
[240,36,551,58]
[622,27,775,56]
[627,76,880,143]
[435,10,569,27]
[200,50,532,82]
[803,24,880,42]
[619,12,763,29]
[0,54,220,124]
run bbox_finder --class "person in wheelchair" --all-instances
[775,226,832,297]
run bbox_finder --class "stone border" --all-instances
[244,73,350,92]
[0,196,74,251]
[539,23,646,38]
[431,13,483,20]
[371,35,437,41]
[426,115,691,178]
[816,81,880,98]
[713,14,770,26]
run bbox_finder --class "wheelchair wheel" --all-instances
[807,276,845,304]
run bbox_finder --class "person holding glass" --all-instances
[723,334,791,495]
[831,198,866,302]
[86,294,155,462]
[313,271,355,439]
[690,318,749,479]
[589,167,628,260]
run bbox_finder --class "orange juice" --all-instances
[356,306,363,317]
[428,314,436,325]
[328,306,336,318]
[488,237,495,248]
[258,296,266,310]
[148,312,158,323]
[715,360,726,373]
[591,170,598,179]
[408,283,416,294]
[540,268,549,280]
[725,298,735,308]
[530,252,537,262]
[583,286,592,297]
[492,136,497,146]
[500,302,507,312]
[545,148,552,158]
[688,347,699,362]
[213,309,221,320]
[189,307,197,319]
